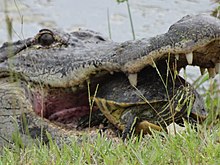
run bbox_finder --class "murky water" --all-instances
[0,0,219,89]
[0,0,217,42]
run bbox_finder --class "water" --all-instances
[0,0,217,42]
[0,0,219,90]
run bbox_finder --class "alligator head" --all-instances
[0,14,219,139]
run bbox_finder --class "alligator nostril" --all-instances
[38,33,55,46]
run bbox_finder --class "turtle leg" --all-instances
[121,110,163,140]
[121,113,138,141]
[121,112,162,140]
[135,120,162,134]
[122,118,163,140]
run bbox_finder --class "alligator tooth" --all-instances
[185,52,193,64]
[128,73,137,86]
[199,67,206,75]
[208,68,216,78]
[175,54,179,60]
[215,63,220,74]
[150,62,156,68]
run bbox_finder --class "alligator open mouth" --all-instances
[32,85,100,128]
[30,67,120,129]
[31,55,209,129]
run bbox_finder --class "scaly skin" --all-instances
[1,15,220,87]
[0,77,81,147]
[0,14,220,147]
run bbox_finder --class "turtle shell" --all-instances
[94,66,207,138]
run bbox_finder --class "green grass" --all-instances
[1,121,220,164]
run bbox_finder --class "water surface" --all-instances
[0,0,217,42]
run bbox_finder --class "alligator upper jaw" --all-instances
[125,40,220,73]
[126,39,220,86]
[127,53,220,88]
[121,14,220,80]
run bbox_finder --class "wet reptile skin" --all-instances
[0,14,220,147]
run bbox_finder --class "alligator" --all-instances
[0,14,220,147]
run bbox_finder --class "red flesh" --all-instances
[32,87,96,126]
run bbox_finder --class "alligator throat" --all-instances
[32,87,97,128]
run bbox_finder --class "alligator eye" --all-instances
[38,33,55,46]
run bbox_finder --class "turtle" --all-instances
[93,63,208,140]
